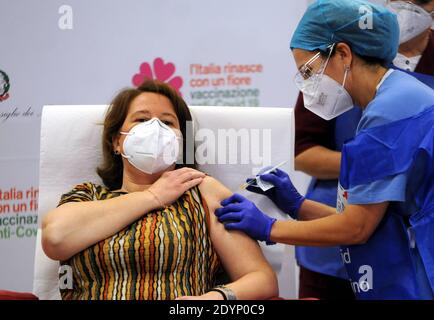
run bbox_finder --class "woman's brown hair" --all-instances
[97,79,195,190]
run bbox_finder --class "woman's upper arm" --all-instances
[43,183,95,225]
[198,177,273,280]
[43,183,94,222]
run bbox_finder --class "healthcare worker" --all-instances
[292,0,434,300]
[387,0,434,75]
[216,0,434,300]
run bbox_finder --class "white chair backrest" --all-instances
[34,105,310,299]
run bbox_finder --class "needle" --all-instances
[239,160,289,190]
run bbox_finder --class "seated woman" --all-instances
[41,79,278,300]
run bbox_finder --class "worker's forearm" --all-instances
[298,199,336,221]
[295,146,341,179]
[42,191,160,260]
[270,213,364,246]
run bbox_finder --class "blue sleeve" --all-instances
[347,173,407,205]
[357,111,388,133]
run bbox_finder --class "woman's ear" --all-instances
[112,134,121,155]
[335,42,353,68]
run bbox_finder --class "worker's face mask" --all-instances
[386,1,433,44]
[120,118,182,174]
[294,44,353,121]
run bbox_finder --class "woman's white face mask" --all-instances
[120,118,182,174]
[294,44,354,121]
[386,1,433,44]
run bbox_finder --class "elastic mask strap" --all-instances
[120,152,131,159]
[342,65,350,88]
[119,131,131,159]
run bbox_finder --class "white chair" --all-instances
[33,105,311,300]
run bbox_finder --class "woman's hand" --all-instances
[148,167,206,207]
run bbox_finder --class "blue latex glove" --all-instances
[215,193,276,245]
[247,168,305,219]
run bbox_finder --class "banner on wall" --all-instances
[0,0,309,295]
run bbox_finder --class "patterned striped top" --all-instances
[58,182,220,300]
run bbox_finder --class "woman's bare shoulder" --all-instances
[198,176,232,208]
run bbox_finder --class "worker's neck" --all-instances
[399,29,431,58]
[351,66,388,109]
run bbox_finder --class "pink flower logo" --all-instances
[132,58,183,95]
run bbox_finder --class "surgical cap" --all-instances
[290,0,400,64]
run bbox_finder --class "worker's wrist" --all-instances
[287,195,306,220]
[269,219,288,244]
[265,217,277,245]
[294,198,308,220]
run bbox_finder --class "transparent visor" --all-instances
[294,43,335,96]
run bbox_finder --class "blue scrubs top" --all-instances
[297,68,434,282]
[349,70,434,205]
[347,69,434,299]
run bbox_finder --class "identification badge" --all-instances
[337,182,348,213]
